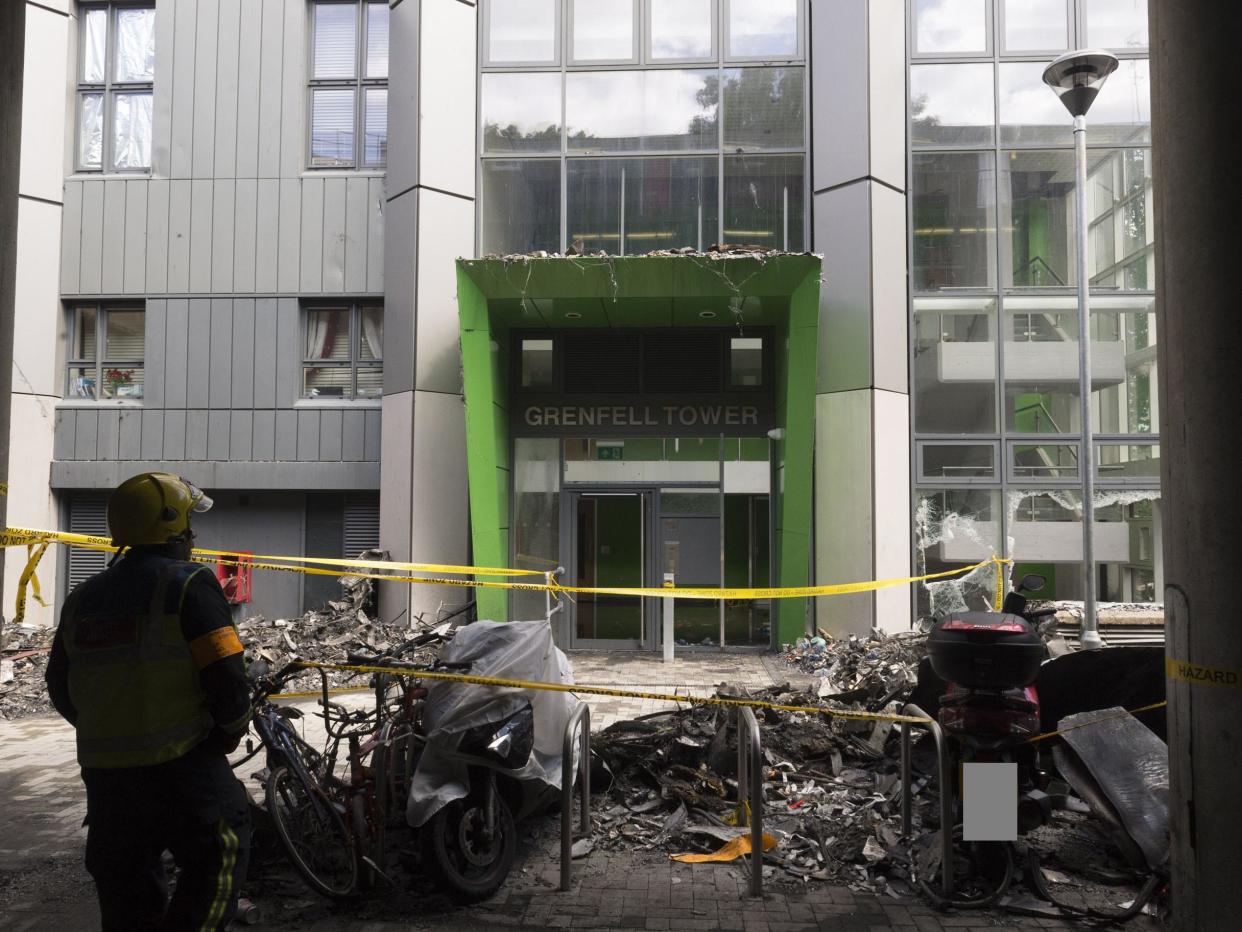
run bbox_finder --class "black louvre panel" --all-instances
[642,332,721,393]
[563,331,641,393]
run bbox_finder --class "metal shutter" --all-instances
[68,493,110,589]
[343,494,381,558]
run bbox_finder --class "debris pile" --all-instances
[591,684,930,895]
[0,625,55,720]
[782,630,928,705]
[485,244,806,261]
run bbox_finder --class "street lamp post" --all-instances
[1042,50,1119,651]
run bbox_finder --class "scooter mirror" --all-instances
[1019,573,1047,593]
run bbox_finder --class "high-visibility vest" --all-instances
[62,560,217,769]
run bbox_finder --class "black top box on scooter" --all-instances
[926,611,1046,689]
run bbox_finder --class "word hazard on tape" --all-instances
[1165,657,1241,688]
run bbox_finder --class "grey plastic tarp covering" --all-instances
[406,619,581,827]
[1057,707,1170,870]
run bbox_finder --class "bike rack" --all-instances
[736,706,764,898]
[559,701,591,892]
[899,702,954,897]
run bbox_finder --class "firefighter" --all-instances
[45,472,251,931]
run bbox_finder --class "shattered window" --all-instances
[914,488,1002,619]
[76,3,154,172]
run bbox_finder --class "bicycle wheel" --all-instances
[266,766,358,898]
[374,719,418,823]
[350,794,384,889]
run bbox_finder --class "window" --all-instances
[76,3,155,171]
[302,304,383,399]
[309,2,389,169]
[67,305,145,400]
[480,1,807,255]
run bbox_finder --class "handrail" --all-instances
[900,702,953,897]
[560,701,591,891]
[737,706,763,898]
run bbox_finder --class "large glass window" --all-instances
[309,2,389,168]
[913,297,998,434]
[67,305,145,400]
[911,152,997,290]
[1091,296,1158,434]
[1001,0,1067,51]
[481,2,807,254]
[77,4,155,171]
[1085,0,1148,49]
[911,64,995,148]
[914,0,988,54]
[301,304,383,399]
[1003,296,1082,435]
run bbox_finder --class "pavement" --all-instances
[0,650,1163,931]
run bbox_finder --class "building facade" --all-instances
[3,0,1155,649]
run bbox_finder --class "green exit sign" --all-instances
[598,444,623,460]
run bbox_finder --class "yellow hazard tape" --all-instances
[1025,701,1168,745]
[1166,657,1241,689]
[12,543,51,624]
[290,659,936,725]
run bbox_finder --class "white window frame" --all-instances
[307,0,389,170]
[75,2,155,174]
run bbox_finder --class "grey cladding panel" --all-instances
[186,300,212,408]
[234,0,263,179]
[192,0,221,178]
[345,178,369,293]
[279,0,306,178]
[231,299,256,408]
[144,300,167,406]
[257,0,285,178]
[79,182,104,294]
[275,298,300,406]
[382,191,415,395]
[296,410,320,461]
[186,410,210,460]
[233,179,258,292]
[163,299,189,407]
[60,181,82,295]
[163,409,187,459]
[74,410,99,461]
[364,410,381,461]
[342,410,366,461]
[322,179,348,293]
[54,410,75,461]
[209,300,233,408]
[386,0,418,196]
[253,298,278,407]
[367,178,385,292]
[123,182,148,293]
[118,409,142,459]
[101,180,126,294]
[145,179,170,293]
[208,410,231,460]
[319,410,343,461]
[300,178,324,293]
[211,180,236,292]
[213,0,242,179]
[277,180,300,292]
[140,410,164,459]
[253,410,276,461]
[255,180,280,292]
[230,411,254,461]
[275,410,298,460]
[167,180,192,293]
[170,0,198,177]
[96,411,119,461]
[189,180,214,292]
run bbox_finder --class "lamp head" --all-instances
[1042,49,1120,118]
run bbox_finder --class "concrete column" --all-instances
[379,0,477,626]
[0,2,25,622]
[809,0,911,636]
[1150,2,1242,928]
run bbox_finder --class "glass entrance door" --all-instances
[571,492,646,648]
[660,489,722,647]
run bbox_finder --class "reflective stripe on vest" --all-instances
[64,561,216,769]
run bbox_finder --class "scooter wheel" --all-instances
[420,792,516,902]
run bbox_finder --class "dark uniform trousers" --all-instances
[82,742,250,932]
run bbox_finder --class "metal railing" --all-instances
[737,706,764,898]
[559,702,591,891]
[899,703,953,896]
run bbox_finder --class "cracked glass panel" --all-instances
[915,488,1002,619]
[723,154,804,250]
[722,67,804,151]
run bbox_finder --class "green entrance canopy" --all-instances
[456,253,821,646]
